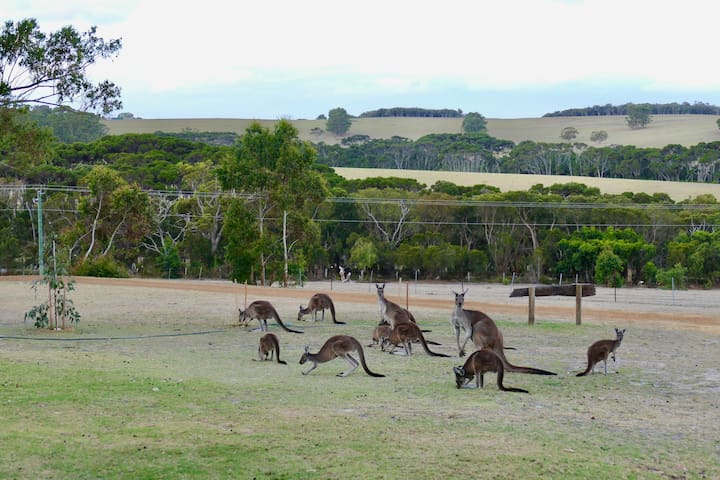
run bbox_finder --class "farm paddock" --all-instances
[1,276,718,479]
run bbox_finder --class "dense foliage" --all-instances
[359,107,463,118]
[2,109,719,288]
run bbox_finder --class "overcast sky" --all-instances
[4,0,720,119]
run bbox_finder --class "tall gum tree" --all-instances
[217,120,327,285]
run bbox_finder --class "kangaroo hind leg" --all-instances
[339,354,359,377]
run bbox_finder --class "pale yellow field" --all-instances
[102,115,720,148]
[335,167,720,202]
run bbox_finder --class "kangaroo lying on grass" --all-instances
[239,300,303,334]
[453,349,529,393]
[577,328,626,376]
[299,335,385,377]
[380,322,449,357]
[255,333,286,365]
[451,290,556,376]
[297,293,345,324]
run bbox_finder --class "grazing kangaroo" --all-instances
[453,349,528,393]
[451,290,556,376]
[239,300,303,334]
[380,322,449,357]
[368,323,393,349]
[299,335,385,377]
[297,293,345,324]
[577,328,626,376]
[256,333,286,365]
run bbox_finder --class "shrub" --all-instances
[73,256,128,278]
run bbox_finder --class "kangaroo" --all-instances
[299,335,385,377]
[368,323,393,350]
[577,328,626,376]
[380,322,449,357]
[451,290,556,376]
[256,333,286,365]
[297,293,345,324]
[239,300,303,334]
[375,283,428,331]
[453,349,528,393]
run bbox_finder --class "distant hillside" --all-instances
[102,114,720,148]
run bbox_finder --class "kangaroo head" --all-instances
[615,328,626,340]
[238,308,248,325]
[453,365,471,388]
[297,305,305,321]
[375,283,386,297]
[299,345,310,365]
[453,289,468,308]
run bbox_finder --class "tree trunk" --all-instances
[283,210,289,287]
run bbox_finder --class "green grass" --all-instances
[2,312,718,479]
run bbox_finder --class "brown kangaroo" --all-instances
[451,290,556,376]
[577,328,626,376]
[376,283,414,328]
[256,333,286,365]
[239,300,303,334]
[368,323,393,350]
[297,293,345,324]
[453,349,528,393]
[299,335,385,377]
[380,322,449,357]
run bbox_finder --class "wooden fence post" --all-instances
[575,283,582,325]
[528,286,535,325]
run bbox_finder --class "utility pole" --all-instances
[36,189,44,275]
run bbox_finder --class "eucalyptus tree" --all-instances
[217,120,327,285]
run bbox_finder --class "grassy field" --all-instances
[102,114,720,148]
[1,278,718,479]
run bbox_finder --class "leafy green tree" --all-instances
[217,120,327,285]
[0,107,56,177]
[560,126,578,142]
[462,112,487,133]
[626,103,653,129]
[0,18,122,114]
[26,106,108,143]
[349,236,378,279]
[590,130,608,144]
[595,247,624,287]
[326,107,352,135]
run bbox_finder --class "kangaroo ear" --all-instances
[304,345,309,353]
[453,366,463,375]
[463,288,469,295]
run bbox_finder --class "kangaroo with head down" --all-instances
[368,323,393,350]
[380,322,449,357]
[451,290,556,376]
[256,332,286,365]
[297,293,345,324]
[577,328,626,376]
[299,335,385,377]
[239,300,303,334]
[453,348,528,393]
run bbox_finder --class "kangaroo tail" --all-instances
[274,314,303,334]
[420,333,450,358]
[273,338,287,365]
[426,340,441,346]
[329,303,345,324]
[496,348,556,375]
[576,363,592,377]
[356,342,385,377]
[496,362,529,393]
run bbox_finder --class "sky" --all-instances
[4,0,720,119]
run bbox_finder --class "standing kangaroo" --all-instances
[451,290,556,376]
[577,328,626,376]
[299,335,385,377]
[297,293,345,324]
[453,349,528,393]
[256,333,286,365]
[380,322,449,357]
[239,300,303,334]
[375,283,418,328]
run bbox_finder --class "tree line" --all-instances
[544,101,720,117]
[2,119,719,288]
[359,107,464,118]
